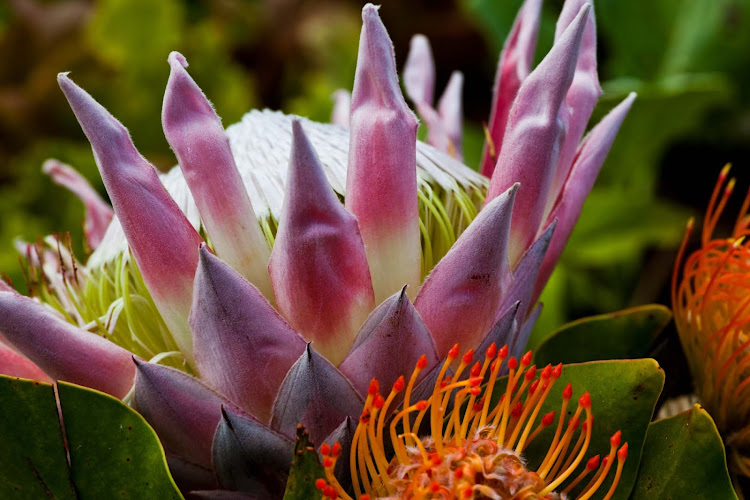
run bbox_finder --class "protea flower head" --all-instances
[673,165,750,479]
[317,345,628,500]
[0,0,634,496]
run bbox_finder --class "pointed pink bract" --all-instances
[346,4,421,303]
[415,184,517,358]
[480,0,543,177]
[486,4,590,265]
[42,159,113,250]
[58,73,203,367]
[163,52,272,300]
[192,245,305,423]
[269,121,375,365]
[0,291,134,398]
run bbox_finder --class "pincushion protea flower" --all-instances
[317,345,628,500]
[0,0,634,496]
[673,165,750,481]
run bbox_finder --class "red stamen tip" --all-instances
[618,442,629,460]
[498,345,509,359]
[525,365,537,381]
[323,485,338,498]
[542,411,555,426]
[486,343,497,359]
[602,456,610,467]
[569,416,580,430]
[393,376,405,392]
[470,386,481,396]
[360,496,371,500]
[360,410,371,423]
[490,358,499,372]
[463,488,473,498]
[529,379,540,395]
[611,430,622,448]
[416,400,428,411]
[449,344,460,359]
[332,442,342,457]
[323,456,334,468]
[563,383,573,400]
[320,443,331,456]
[454,468,464,479]
[470,361,481,377]
[368,378,379,395]
[315,478,327,490]
[508,357,518,370]
[579,392,591,409]
[586,455,600,470]
[541,364,552,379]
[429,481,440,492]
[553,363,562,378]
[512,401,523,418]
[462,349,474,364]
[469,377,482,387]
[521,351,532,366]
[473,399,484,411]
[417,355,428,369]
[374,393,385,409]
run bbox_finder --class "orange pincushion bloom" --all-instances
[673,164,750,477]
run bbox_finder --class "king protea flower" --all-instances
[673,165,750,481]
[0,1,633,496]
[317,345,628,500]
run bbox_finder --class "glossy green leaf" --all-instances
[0,377,76,499]
[631,404,737,499]
[57,381,182,498]
[283,425,324,500]
[0,376,182,498]
[535,305,672,366]
[495,359,664,500]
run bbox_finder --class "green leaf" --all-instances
[283,425,324,500]
[508,359,664,499]
[535,305,672,366]
[630,404,737,499]
[0,378,76,499]
[0,376,182,498]
[57,381,182,498]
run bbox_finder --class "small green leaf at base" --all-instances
[535,304,672,366]
[283,424,324,500]
[630,404,737,499]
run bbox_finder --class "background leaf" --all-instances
[499,359,665,500]
[630,404,737,499]
[534,305,672,366]
[0,375,182,498]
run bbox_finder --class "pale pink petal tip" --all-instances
[437,71,464,159]
[270,120,374,365]
[192,244,305,423]
[162,52,272,300]
[403,34,435,105]
[415,183,518,358]
[58,72,203,367]
[347,4,421,303]
[487,4,590,264]
[535,92,636,301]
[42,159,113,251]
[331,90,351,128]
[0,291,134,398]
[480,0,543,177]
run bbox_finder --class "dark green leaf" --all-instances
[58,381,182,498]
[535,305,672,366]
[0,377,76,499]
[630,404,737,499]
[283,425,324,500]
[0,376,182,498]
[498,359,664,499]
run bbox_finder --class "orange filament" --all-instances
[673,165,750,475]
[318,346,625,499]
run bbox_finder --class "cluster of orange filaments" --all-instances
[673,165,750,476]
[316,343,627,499]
